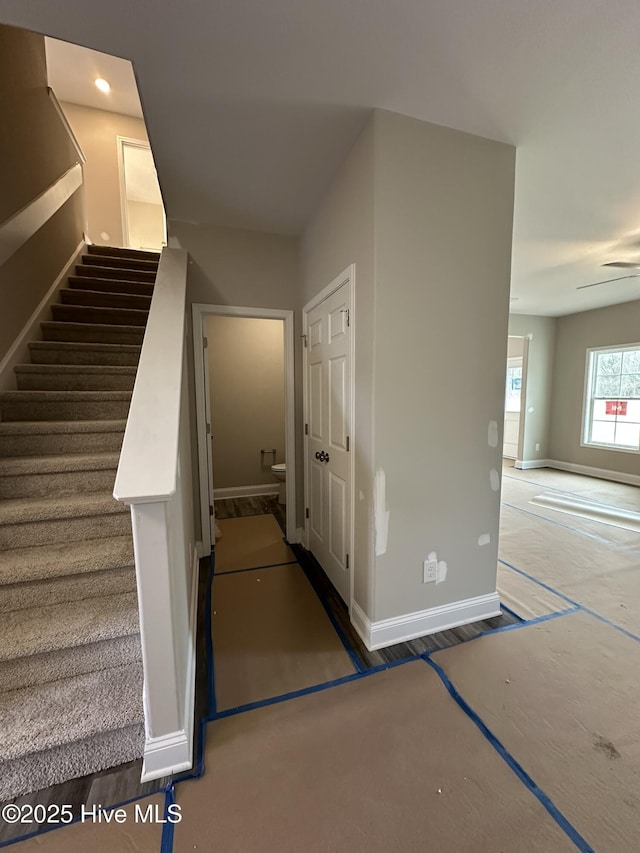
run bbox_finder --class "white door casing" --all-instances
[202,335,216,543]
[303,269,354,605]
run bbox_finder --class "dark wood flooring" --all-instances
[214,494,286,531]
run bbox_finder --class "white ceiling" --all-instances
[45,37,142,118]
[5,0,640,316]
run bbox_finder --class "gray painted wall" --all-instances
[301,115,376,613]
[550,299,640,477]
[508,314,557,463]
[0,26,83,364]
[168,221,302,536]
[372,110,515,622]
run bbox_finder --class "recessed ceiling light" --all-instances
[95,78,110,93]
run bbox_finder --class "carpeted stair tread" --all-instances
[51,304,149,327]
[0,419,126,457]
[0,451,119,476]
[87,244,160,262]
[60,287,152,311]
[0,389,131,402]
[41,320,145,345]
[0,723,144,801]
[0,592,139,662]
[0,492,127,525]
[0,536,134,585]
[81,253,158,272]
[0,661,144,761]
[68,275,155,297]
[14,364,137,392]
[75,264,156,283]
[0,633,141,694]
[0,418,127,436]
[28,344,141,367]
[0,565,136,614]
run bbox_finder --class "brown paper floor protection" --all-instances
[173,661,575,853]
[212,562,356,710]
[214,514,295,573]
[15,793,165,852]
[497,561,570,619]
[434,610,640,852]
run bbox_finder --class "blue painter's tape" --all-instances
[207,655,421,722]
[423,656,596,853]
[475,606,579,639]
[499,602,525,622]
[295,556,365,673]
[160,785,176,853]
[499,559,640,645]
[214,560,298,577]
[0,791,166,850]
[501,501,636,551]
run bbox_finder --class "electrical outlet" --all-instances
[423,559,437,583]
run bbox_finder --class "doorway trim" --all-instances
[302,265,356,614]
[192,303,296,555]
[116,136,167,249]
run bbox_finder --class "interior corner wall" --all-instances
[549,299,640,477]
[0,24,83,364]
[167,221,301,534]
[60,102,149,248]
[300,114,376,617]
[372,109,515,623]
[508,314,556,462]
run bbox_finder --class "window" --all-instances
[584,345,640,452]
[505,358,522,413]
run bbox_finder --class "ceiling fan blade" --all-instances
[577,274,640,290]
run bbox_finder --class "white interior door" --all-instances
[305,282,352,604]
[503,356,523,459]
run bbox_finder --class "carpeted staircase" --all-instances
[0,245,159,801]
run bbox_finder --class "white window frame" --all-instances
[582,342,640,454]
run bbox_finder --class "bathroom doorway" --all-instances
[192,304,296,555]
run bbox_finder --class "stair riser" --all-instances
[0,431,124,457]
[0,632,140,693]
[0,399,130,421]
[52,304,148,327]
[16,372,136,392]
[0,723,144,801]
[0,511,131,549]
[0,467,117,499]
[76,264,156,282]
[81,254,158,272]
[69,277,155,297]
[42,322,145,345]
[29,347,141,366]
[87,244,160,262]
[61,289,152,311]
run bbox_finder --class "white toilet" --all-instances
[271,462,286,504]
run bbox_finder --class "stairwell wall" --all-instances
[0,25,83,364]
[167,221,301,541]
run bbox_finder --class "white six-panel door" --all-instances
[304,277,352,604]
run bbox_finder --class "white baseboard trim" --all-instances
[291,527,305,545]
[351,593,501,651]
[513,459,552,470]
[545,459,640,488]
[214,484,279,499]
[141,546,199,782]
[0,239,85,392]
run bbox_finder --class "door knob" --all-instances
[315,451,322,460]
[315,450,330,462]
